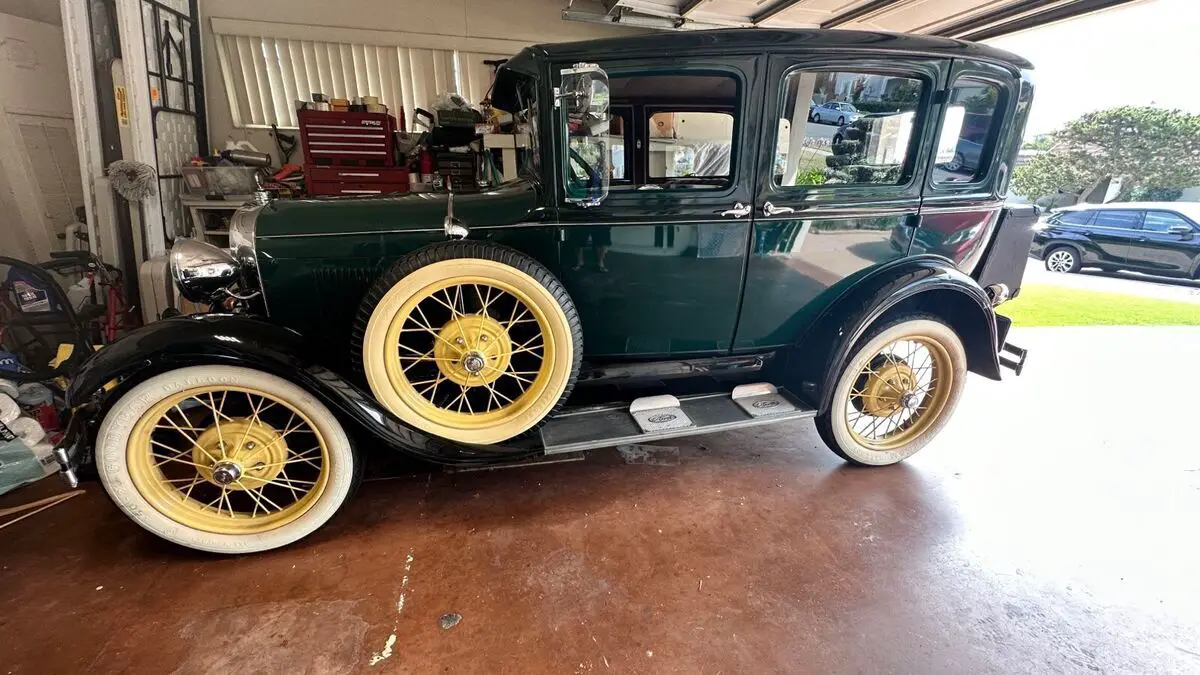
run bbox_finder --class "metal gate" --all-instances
[142,0,207,240]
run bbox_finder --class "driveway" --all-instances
[1024,257,1200,304]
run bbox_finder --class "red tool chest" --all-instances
[298,110,410,196]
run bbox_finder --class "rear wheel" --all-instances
[355,241,582,445]
[837,115,846,125]
[1045,246,1080,273]
[816,317,967,466]
[96,366,359,554]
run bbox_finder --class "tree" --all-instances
[1010,106,1200,201]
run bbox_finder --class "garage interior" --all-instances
[2,0,1197,673]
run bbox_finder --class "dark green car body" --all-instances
[251,29,1035,377]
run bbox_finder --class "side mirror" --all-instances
[560,63,611,208]
[1168,224,1193,235]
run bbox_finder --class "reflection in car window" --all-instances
[1057,210,1094,225]
[1093,210,1143,229]
[1141,211,1192,233]
[648,111,734,182]
[774,70,924,187]
[932,78,1001,185]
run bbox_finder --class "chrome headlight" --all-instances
[170,238,240,302]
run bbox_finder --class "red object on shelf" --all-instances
[298,109,399,168]
[305,167,410,197]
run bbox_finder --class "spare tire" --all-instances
[353,241,582,445]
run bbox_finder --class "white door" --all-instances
[10,113,86,254]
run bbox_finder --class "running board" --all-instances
[539,384,815,455]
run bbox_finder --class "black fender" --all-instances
[783,255,1002,414]
[64,314,539,466]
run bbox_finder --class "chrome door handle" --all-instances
[763,201,795,217]
[720,202,751,218]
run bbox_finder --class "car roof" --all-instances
[1060,201,1200,222]
[528,28,1033,71]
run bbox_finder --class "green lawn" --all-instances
[999,284,1200,327]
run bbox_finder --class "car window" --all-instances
[647,110,734,185]
[603,73,738,191]
[1093,210,1143,229]
[775,69,926,187]
[932,78,1002,185]
[1056,210,1094,226]
[1141,210,1193,233]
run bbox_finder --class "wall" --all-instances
[0,12,77,261]
[198,0,642,162]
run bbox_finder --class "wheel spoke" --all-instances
[207,392,227,459]
[160,411,222,466]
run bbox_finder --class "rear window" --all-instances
[932,78,1002,185]
[1093,210,1143,229]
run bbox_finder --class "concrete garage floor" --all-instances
[3,327,1200,673]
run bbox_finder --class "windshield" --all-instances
[490,68,540,179]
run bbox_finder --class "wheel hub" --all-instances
[433,314,513,386]
[859,358,918,416]
[192,418,288,490]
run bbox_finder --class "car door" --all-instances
[1087,209,1143,265]
[918,59,1019,273]
[1123,209,1200,274]
[554,56,762,358]
[733,54,947,350]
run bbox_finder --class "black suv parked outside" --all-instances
[1030,202,1200,278]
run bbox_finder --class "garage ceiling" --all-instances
[565,0,1148,41]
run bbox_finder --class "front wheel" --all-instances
[813,113,821,123]
[96,366,359,553]
[837,116,845,125]
[816,317,967,466]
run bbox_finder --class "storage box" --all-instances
[181,166,259,197]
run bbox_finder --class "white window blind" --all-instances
[214,34,505,130]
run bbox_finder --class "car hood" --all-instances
[255,179,543,239]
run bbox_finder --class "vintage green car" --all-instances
[58,29,1036,553]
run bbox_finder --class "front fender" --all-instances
[783,255,1002,413]
[66,314,538,465]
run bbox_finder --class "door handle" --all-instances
[720,202,751,219]
[763,201,795,217]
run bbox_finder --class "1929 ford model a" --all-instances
[56,29,1036,553]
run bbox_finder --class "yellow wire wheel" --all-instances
[359,243,581,445]
[96,365,356,554]
[820,318,967,466]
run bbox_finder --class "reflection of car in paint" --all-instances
[892,213,991,265]
[810,101,860,125]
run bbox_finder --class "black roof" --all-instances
[529,28,1033,71]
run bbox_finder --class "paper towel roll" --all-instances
[8,416,45,446]
[0,393,18,425]
[0,379,17,399]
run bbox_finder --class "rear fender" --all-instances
[65,314,531,464]
[782,256,1002,414]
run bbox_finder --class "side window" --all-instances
[1093,210,1143,229]
[648,111,734,184]
[604,73,739,191]
[932,78,1002,185]
[1141,211,1193,233]
[1056,210,1094,226]
[775,69,926,187]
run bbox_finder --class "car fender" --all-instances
[65,314,533,465]
[782,255,1002,414]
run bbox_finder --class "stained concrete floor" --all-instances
[3,326,1200,674]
